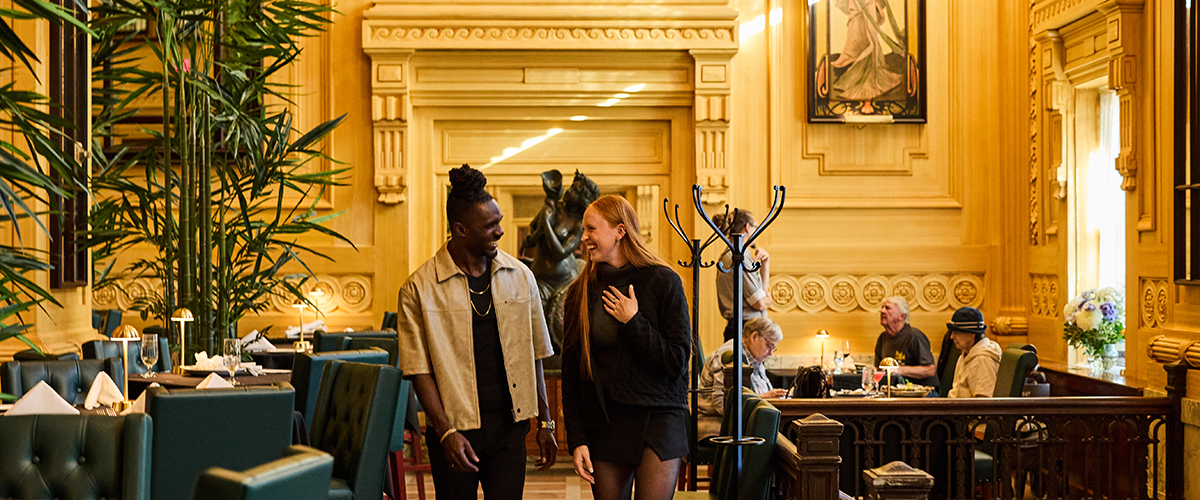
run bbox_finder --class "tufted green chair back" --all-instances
[145,384,295,500]
[191,445,333,500]
[1,358,126,404]
[290,348,390,433]
[309,360,400,500]
[698,388,781,500]
[0,413,152,500]
[83,337,173,374]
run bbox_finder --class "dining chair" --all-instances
[83,337,173,374]
[345,337,398,366]
[0,358,126,404]
[974,346,1041,495]
[308,361,400,500]
[144,383,296,500]
[677,389,781,500]
[313,330,398,353]
[93,308,123,338]
[937,343,962,397]
[382,311,398,331]
[0,413,152,500]
[191,445,333,500]
[290,347,390,431]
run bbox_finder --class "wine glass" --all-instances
[840,340,852,372]
[223,338,241,386]
[140,334,159,378]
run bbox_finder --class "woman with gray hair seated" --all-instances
[696,317,787,439]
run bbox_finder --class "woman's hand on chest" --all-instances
[601,285,638,323]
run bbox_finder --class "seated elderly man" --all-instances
[946,306,1002,398]
[697,317,787,440]
[874,296,940,391]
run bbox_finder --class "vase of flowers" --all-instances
[1062,287,1125,367]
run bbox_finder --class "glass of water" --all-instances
[140,334,158,378]
[223,338,241,386]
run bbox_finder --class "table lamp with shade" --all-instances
[292,298,312,354]
[879,357,900,398]
[815,329,830,365]
[111,324,138,411]
[170,308,193,374]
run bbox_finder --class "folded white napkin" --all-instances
[192,351,225,370]
[7,381,80,416]
[196,373,234,389]
[284,319,325,338]
[120,382,160,415]
[240,331,276,352]
[84,371,124,410]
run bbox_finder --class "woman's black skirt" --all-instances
[586,399,689,465]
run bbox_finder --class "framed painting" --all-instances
[808,0,926,123]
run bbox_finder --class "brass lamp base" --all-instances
[293,340,312,353]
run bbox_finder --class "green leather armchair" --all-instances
[145,383,296,500]
[191,445,333,500]
[309,360,400,500]
[0,413,152,500]
[290,348,390,432]
[679,388,781,500]
[84,337,173,374]
[975,347,1041,483]
[1,358,126,404]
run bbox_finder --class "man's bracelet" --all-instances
[440,428,458,443]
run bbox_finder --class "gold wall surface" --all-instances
[15,0,1197,403]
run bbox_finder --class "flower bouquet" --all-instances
[1062,287,1125,358]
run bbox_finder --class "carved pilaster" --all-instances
[690,49,734,207]
[370,51,413,204]
[1098,0,1144,194]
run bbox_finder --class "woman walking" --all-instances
[561,195,692,500]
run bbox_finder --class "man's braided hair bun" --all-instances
[446,164,494,224]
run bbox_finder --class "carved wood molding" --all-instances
[1139,277,1168,329]
[1030,273,1060,317]
[767,273,984,314]
[93,274,375,315]
[364,26,737,50]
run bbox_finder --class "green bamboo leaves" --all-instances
[87,0,350,359]
[0,0,92,350]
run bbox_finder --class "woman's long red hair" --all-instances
[562,195,670,380]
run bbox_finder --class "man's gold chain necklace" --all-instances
[469,281,492,316]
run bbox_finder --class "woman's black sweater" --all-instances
[561,263,692,452]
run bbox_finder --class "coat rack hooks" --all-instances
[663,184,786,495]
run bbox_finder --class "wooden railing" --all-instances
[772,396,1177,500]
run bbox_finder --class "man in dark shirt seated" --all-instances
[874,296,940,394]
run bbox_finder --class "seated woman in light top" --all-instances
[697,317,787,440]
[946,307,1002,398]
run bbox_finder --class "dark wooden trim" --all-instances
[1037,364,1143,397]
[772,396,1169,417]
[48,0,89,288]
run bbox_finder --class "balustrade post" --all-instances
[790,413,844,500]
[863,462,934,500]
[1164,361,1188,500]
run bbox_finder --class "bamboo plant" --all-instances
[86,0,351,360]
[0,0,93,352]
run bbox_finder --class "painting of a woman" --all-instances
[830,0,903,101]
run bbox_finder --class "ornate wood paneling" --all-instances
[93,274,375,316]
[768,273,983,314]
[1140,277,1168,329]
[1030,273,1060,317]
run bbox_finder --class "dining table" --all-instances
[126,371,293,398]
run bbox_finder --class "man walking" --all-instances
[397,164,557,499]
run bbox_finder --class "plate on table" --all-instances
[831,389,867,398]
[182,363,257,376]
[887,385,933,397]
